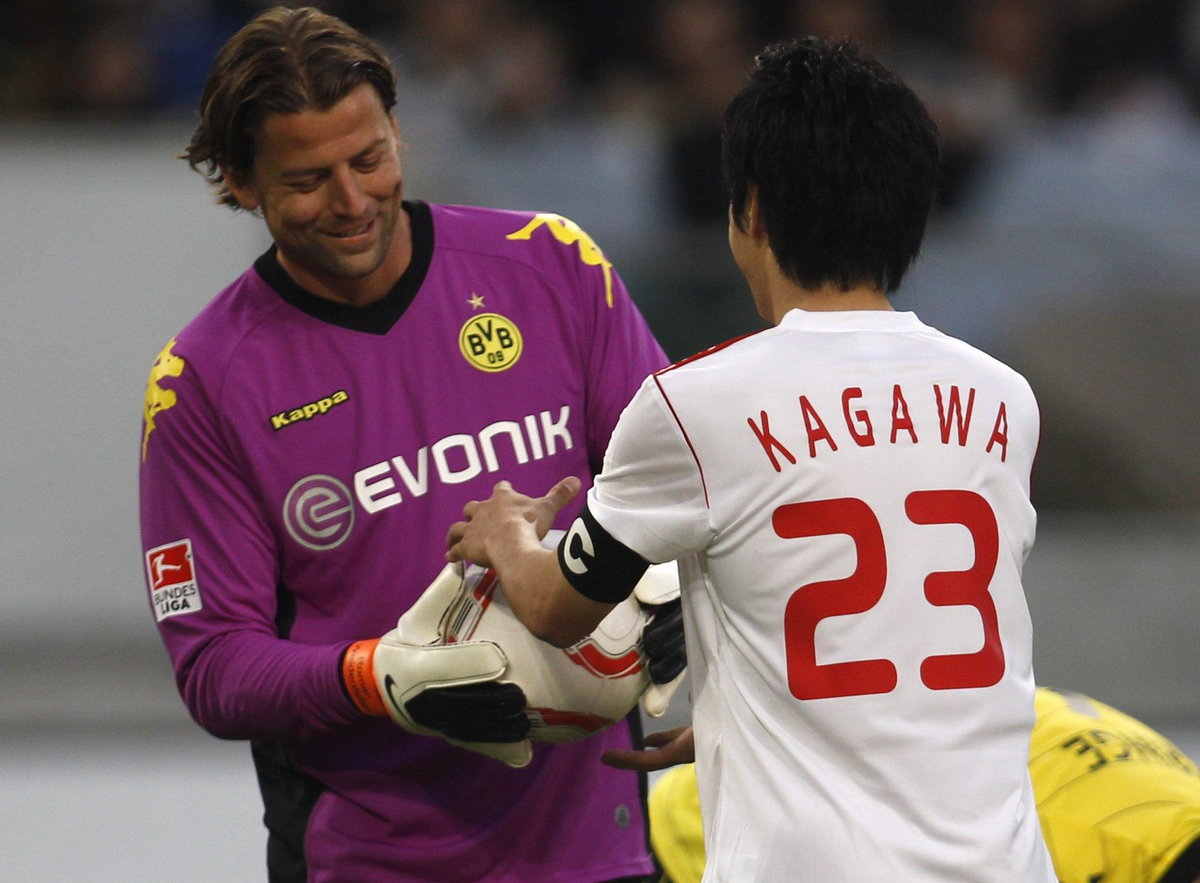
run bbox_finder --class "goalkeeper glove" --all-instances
[633,563,687,718]
[341,562,533,768]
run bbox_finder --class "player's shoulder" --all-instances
[912,317,1038,397]
[654,327,774,382]
[430,202,593,245]
[429,202,609,273]
[914,317,1019,368]
[156,262,286,379]
[428,202,542,239]
[427,202,627,319]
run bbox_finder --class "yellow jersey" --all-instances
[1031,687,1200,883]
[650,688,1200,883]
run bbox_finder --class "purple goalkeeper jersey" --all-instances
[139,201,667,882]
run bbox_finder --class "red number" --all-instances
[774,492,1004,700]
[907,490,1004,690]
[773,499,897,700]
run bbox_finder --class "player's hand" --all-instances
[446,477,581,566]
[342,562,534,768]
[602,726,695,772]
[632,564,687,717]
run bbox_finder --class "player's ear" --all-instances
[222,165,261,212]
[744,185,766,241]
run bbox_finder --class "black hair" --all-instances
[721,37,940,292]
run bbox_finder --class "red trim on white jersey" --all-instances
[655,329,763,375]
[651,330,766,510]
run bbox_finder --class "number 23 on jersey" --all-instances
[776,491,1004,701]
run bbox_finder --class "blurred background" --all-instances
[3,0,1199,878]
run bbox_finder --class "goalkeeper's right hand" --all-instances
[341,562,533,768]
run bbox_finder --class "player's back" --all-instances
[656,308,1052,881]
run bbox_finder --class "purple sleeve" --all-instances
[139,341,361,740]
[577,256,669,470]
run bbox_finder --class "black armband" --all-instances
[556,506,650,604]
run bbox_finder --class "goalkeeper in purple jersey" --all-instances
[138,8,677,882]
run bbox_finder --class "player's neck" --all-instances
[278,210,413,307]
[765,277,893,323]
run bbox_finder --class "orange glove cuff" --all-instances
[342,638,388,717]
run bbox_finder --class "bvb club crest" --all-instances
[459,312,523,372]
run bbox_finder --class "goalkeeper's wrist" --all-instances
[341,639,388,717]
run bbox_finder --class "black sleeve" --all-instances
[556,505,651,604]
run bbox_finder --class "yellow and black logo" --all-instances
[507,213,615,308]
[143,338,186,461]
[460,312,523,372]
[271,390,350,431]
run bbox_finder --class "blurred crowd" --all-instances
[5,0,1200,216]
[5,0,1200,510]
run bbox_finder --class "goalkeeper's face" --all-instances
[224,83,407,305]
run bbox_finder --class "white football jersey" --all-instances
[588,309,1055,881]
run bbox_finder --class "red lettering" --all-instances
[775,498,896,699]
[890,385,918,444]
[935,385,976,446]
[799,396,838,457]
[985,402,1009,462]
[842,387,875,447]
[747,410,796,472]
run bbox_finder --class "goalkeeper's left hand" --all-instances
[341,562,533,768]
[633,564,687,718]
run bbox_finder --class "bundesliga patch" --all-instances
[145,539,203,622]
[459,312,523,372]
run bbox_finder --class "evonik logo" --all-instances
[354,405,575,515]
[281,405,576,549]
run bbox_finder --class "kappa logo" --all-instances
[145,538,203,621]
[142,339,186,461]
[459,312,523,373]
[506,214,615,308]
[271,390,350,431]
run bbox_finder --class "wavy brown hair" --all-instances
[182,6,397,210]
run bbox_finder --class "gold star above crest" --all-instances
[467,292,485,310]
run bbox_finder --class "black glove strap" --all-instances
[405,682,531,743]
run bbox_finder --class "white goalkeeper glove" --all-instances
[341,562,533,768]
[633,563,687,718]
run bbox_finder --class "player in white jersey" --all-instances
[447,37,1055,882]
